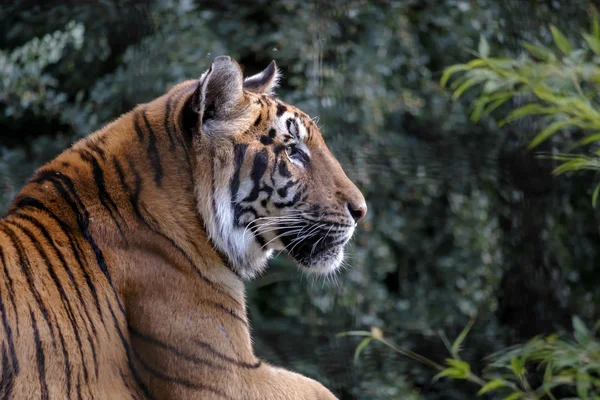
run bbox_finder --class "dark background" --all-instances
[1,1,598,398]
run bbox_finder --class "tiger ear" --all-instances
[192,56,245,125]
[243,60,280,95]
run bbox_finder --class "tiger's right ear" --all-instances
[191,56,245,131]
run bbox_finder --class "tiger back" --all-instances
[0,56,366,399]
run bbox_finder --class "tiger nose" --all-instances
[347,202,367,223]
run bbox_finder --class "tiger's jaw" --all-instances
[275,220,355,275]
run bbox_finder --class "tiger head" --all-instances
[190,56,366,280]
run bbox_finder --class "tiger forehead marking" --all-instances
[0,56,359,399]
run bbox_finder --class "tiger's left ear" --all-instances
[243,60,281,95]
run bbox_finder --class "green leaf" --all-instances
[592,6,600,39]
[452,77,481,100]
[478,35,490,58]
[552,157,591,175]
[500,104,560,126]
[483,94,513,117]
[576,371,590,399]
[528,119,576,149]
[567,132,600,150]
[440,64,470,87]
[501,392,522,400]
[336,330,372,338]
[477,379,509,395]
[446,358,471,374]
[583,33,600,55]
[470,96,490,122]
[532,85,562,103]
[510,356,524,376]
[451,319,475,357]
[543,361,554,383]
[550,25,572,55]
[592,183,600,207]
[467,58,487,68]
[572,316,591,343]
[522,42,554,60]
[433,367,469,381]
[353,337,373,364]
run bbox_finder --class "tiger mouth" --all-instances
[277,223,351,269]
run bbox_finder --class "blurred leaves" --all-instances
[442,12,600,194]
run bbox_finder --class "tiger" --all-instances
[0,56,367,399]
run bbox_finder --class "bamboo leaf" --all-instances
[477,379,508,395]
[478,35,490,58]
[528,119,576,149]
[353,337,373,364]
[441,64,470,87]
[336,330,373,338]
[572,316,591,343]
[501,392,522,400]
[583,33,600,55]
[451,318,475,357]
[500,104,560,126]
[550,25,572,55]
[453,77,481,100]
[433,367,468,381]
[510,356,523,376]
[592,6,600,39]
[592,182,600,207]
[446,359,471,373]
[522,42,554,60]
[567,132,600,150]
[483,95,512,117]
[552,158,590,175]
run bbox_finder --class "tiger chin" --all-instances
[0,56,366,399]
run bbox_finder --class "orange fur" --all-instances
[0,56,365,399]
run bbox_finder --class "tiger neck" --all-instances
[14,81,247,307]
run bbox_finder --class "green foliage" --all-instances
[0,20,84,118]
[350,317,600,399]
[441,11,600,195]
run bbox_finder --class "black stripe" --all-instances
[31,170,126,315]
[86,141,106,161]
[120,369,141,400]
[276,103,287,116]
[118,156,243,306]
[132,348,234,400]
[14,212,99,341]
[230,144,248,206]
[7,220,91,384]
[0,247,19,335]
[242,149,268,203]
[253,114,262,126]
[56,321,72,399]
[0,285,18,382]
[133,112,145,142]
[0,224,57,347]
[273,191,302,208]
[77,149,127,239]
[107,302,154,400]
[13,197,106,328]
[0,342,15,398]
[193,338,261,369]
[76,375,82,400]
[130,329,226,370]
[30,308,49,400]
[141,109,163,187]
[163,95,177,151]
[195,300,247,325]
[278,159,291,178]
